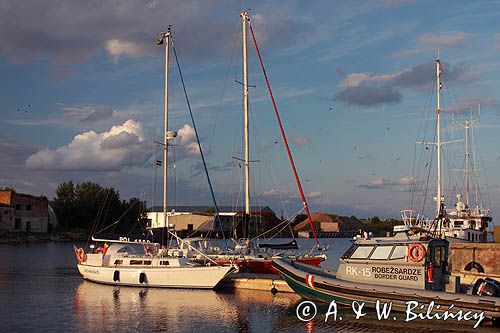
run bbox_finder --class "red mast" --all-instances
[248,19,320,247]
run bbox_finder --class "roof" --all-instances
[148,205,275,215]
[293,213,365,232]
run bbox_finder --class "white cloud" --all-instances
[340,72,402,88]
[105,39,145,63]
[176,123,200,157]
[26,120,152,171]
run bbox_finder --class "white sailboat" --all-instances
[401,59,492,242]
[75,28,237,288]
[174,11,326,274]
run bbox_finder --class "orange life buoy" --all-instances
[408,243,425,262]
[77,247,87,263]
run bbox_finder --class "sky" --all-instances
[1,0,500,222]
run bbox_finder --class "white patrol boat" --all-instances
[272,226,500,325]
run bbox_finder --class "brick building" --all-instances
[0,190,51,233]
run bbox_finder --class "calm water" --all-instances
[0,239,496,332]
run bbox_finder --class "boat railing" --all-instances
[401,209,432,228]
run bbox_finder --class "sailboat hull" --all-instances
[77,264,236,289]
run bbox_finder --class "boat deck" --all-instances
[220,273,293,293]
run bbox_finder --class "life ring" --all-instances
[77,248,87,263]
[408,243,425,262]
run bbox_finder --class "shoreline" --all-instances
[0,231,88,244]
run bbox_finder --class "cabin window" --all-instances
[187,224,193,231]
[143,260,152,265]
[370,246,393,260]
[160,261,170,266]
[350,246,374,259]
[341,244,357,259]
[130,260,143,265]
[117,246,132,253]
[114,260,123,265]
[390,245,406,259]
[454,220,463,227]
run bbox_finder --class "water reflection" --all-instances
[74,281,301,332]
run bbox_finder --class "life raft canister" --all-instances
[408,243,425,263]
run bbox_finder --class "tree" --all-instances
[371,216,381,224]
[51,181,145,233]
[52,181,76,229]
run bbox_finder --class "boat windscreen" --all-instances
[370,246,393,260]
[350,246,374,259]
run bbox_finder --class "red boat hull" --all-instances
[214,257,323,275]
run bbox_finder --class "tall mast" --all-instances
[163,29,170,231]
[436,58,442,216]
[157,28,176,234]
[241,11,250,216]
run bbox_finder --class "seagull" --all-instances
[274,141,279,144]
[425,163,429,167]
[353,145,358,150]
[386,127,390,131]
[395,157,400,161]
[329,107,333,111]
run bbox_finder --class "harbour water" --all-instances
[0,238,496,332]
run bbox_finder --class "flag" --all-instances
[156,36,164,45]
[238,162,242,169]
[155,160,162,166]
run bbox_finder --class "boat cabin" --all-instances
[83,243,188,268]
[337,232,449,291]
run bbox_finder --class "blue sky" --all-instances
[1,0,500,221]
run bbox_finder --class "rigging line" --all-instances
[248,19,320,248]
[409,73,435,211]
[207,21,240,154]
[248,99,290,222]
[417,77,437,215]
[170,37,227,246]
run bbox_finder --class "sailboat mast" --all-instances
[436,58,442,216]
[241,11,250,216]
[162,29,171,232]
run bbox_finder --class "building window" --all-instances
[26,205,31,211]
[15,219,21,229]
[15,204,21,210]
[4,210,8,215]
[26,221,31,232]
